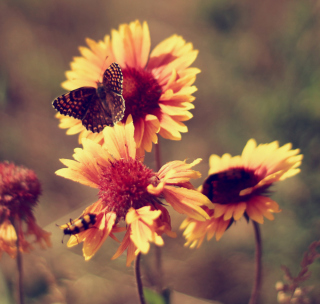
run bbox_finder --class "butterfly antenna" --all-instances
[98,56,109,81]
[69,55,109,83]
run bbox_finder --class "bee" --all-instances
[58,213,97,243]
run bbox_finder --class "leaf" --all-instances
[144,288,170,304]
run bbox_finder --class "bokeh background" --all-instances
[1,0,320,303]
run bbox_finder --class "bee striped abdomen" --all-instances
[62,214,96,235]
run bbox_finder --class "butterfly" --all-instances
[53,62,125,133]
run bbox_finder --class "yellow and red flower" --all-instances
[56,116,212,265]
[0,162,51,257]
[55,20,199,153]
[181,139,303,248]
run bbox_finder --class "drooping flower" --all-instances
[56,116,212,265]
[181,139,303,248]
[55,20,200,153]
[0,162,51,258]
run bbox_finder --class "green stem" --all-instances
[135,253,146,304]
[249,221,262,304]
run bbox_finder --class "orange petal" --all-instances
[139,115,160,152]
[82,212,117,260]
[163,186,211,220]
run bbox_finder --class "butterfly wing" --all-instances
[82,95,114,133]
[52,87,96,119]
[105,91,125,124]
[53,63,125,133]
[103,62,123,95]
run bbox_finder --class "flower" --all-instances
[56,116,212,265]
[0,162,51,258]
[181,139,303,248]
[55,20,199,153]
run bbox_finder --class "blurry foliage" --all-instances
[206,2,241,33]
[276,240,320,303]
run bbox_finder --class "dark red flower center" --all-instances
[98,158,159,220]
[202,168,269,205]
[0,162,41,220]
[122,67,162,121]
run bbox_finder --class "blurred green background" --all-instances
[1,0,320,303]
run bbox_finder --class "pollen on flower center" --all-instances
[122,67,162,120]
[98,158,159,220]
[202,168,263,205]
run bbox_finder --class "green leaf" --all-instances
[144,287,171,304]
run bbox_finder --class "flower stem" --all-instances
[14,220,24,304]
[155,141,162,171]
[154,141,164,293]
[249,221,262,304]
[155,246,164,293]
[135,253,146,304]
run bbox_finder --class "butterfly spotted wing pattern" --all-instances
[82,95,114,133]
[103,62,123,95]
[52,62,125,133]
[100,62,125,124]
[52,87,96,119]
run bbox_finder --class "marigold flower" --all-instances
[181,139,303,248]
[0,162,51,257]
[56,20,199,153]
[56,116,212,265]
